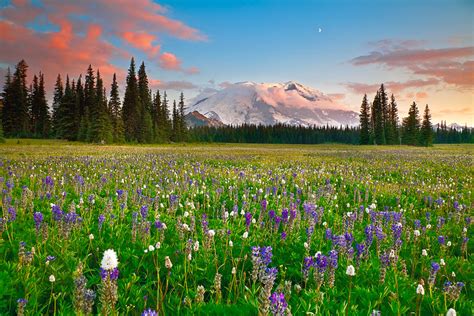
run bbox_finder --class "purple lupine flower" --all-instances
[261,199,268,211]
[281,231,287,240]
[43,176,54,187]
[245,212,252,228]
[364,225,373,246]
[438,235,445,245]
[328,250,338,268]
[315,254,328,273]
[8,207,16,222]
[260,246,273,266]
[46,255,56,262]
[142,309,158,316]
[380,252,390,268]
[269,292,288,316]
[154,220,163,229]
[52,204,63,221]
[110,267,119,280]
[33,212,43,230]
[356,243,365,257]
[414,219,421,228]
[268,210,276,220]
[281,209,289,223]
[302,256,314,279]
[140,205,149,219]
[116,189,124,198]
[428,262,440,286]
[325,228,332,240]
[98,214,105,230]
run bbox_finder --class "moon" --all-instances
[318,27,322,33]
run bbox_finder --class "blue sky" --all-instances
[0,0,473,123]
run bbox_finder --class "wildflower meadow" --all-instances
[0,141,472,315]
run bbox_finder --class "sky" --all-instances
[0,0,473,125]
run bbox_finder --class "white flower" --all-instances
[187,253,192,261]
[229,240,233,247]
[304,242,309,249]
[422,249,428,256]
[144,249,148,253]
[463,227,467,233]
[182,223,190,231]
[49,275,56,283]
[162,223,167,229]
[89,233,94,240]
[148,245,155,252]
[242,231,248,239]
[232,267,237,274]
[252,218,256,224]
[446,308,456,316]
[414,230,420,237]
[165,256,173,269]
[346,265,355,276]
[416,284,425,295]
[184,211,189,218]
[322,221,327,227]
[426,224,432,229]
[208,230,216,237]
[447,241,451,247]
[193,240,200,252]
[155,242,161,249]
[440,259,445,266]
[101,249,119,270]
[451,271,456,277]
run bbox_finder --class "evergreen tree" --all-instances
[171,100,178,141]
[386,94,399,144]
[178,92,187,141]
[359,94,370,145]
[51,74,64,137]
[74,77,84,140]
[160,91,171,141]
[152,90,163,142]
[420,104,433,146]
[402,102,420,146]
[1,68,13,136]
[60,76,77,140]
[79,65,95,141]
[4,60,30,136]
[31,73,50,138]
[379,84,388,144]
[137,62,153,143]
[91,70,113,143]
[122,58,141,142]
[109,73,125,143]
[372,92,385,145]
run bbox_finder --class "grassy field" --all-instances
[0,140,472,315]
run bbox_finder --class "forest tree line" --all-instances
[0,60,472,144]
[1,59,187,143]
[358,84,473,146]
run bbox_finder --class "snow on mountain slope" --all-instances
[187,81,358,127]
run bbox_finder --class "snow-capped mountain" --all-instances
[187,81,359,127]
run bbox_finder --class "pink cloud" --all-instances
[149,79,198,90]
[350,46,474,89]
[122,31,161,57]
[344,78,439,95]
[159,52,181,70]
[0,0,205,97]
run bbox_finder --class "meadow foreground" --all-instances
[0,141,472,315]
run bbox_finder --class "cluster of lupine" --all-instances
[0,144,472,315]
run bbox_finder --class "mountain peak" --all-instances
[187,81,358,127]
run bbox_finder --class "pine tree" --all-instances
[36,73,50,137]
[91,70,113,143]
[178,92,187,141]
[152,90,163,142]
[372,92,385,145]
[79,65,95,141]
[171,100,179,141]
[30,74,40,136]
[109,73,125,143]
[160,91,171,141]
[51,74,64,137]
[402,102,420,146]
[420,104,433,146]
[379,84,388,144]
[387,94,399,145]
[74,76,84,140]
[1,68,13,136]
[122,58,141,142]
[359,94,370,145]
[5,60,30,136]
[60,76,77,140]
[137,62,153,143]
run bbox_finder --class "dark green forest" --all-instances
[1,59,472,145]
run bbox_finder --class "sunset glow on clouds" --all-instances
[0,0,204,90]
[0,0,472,124]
